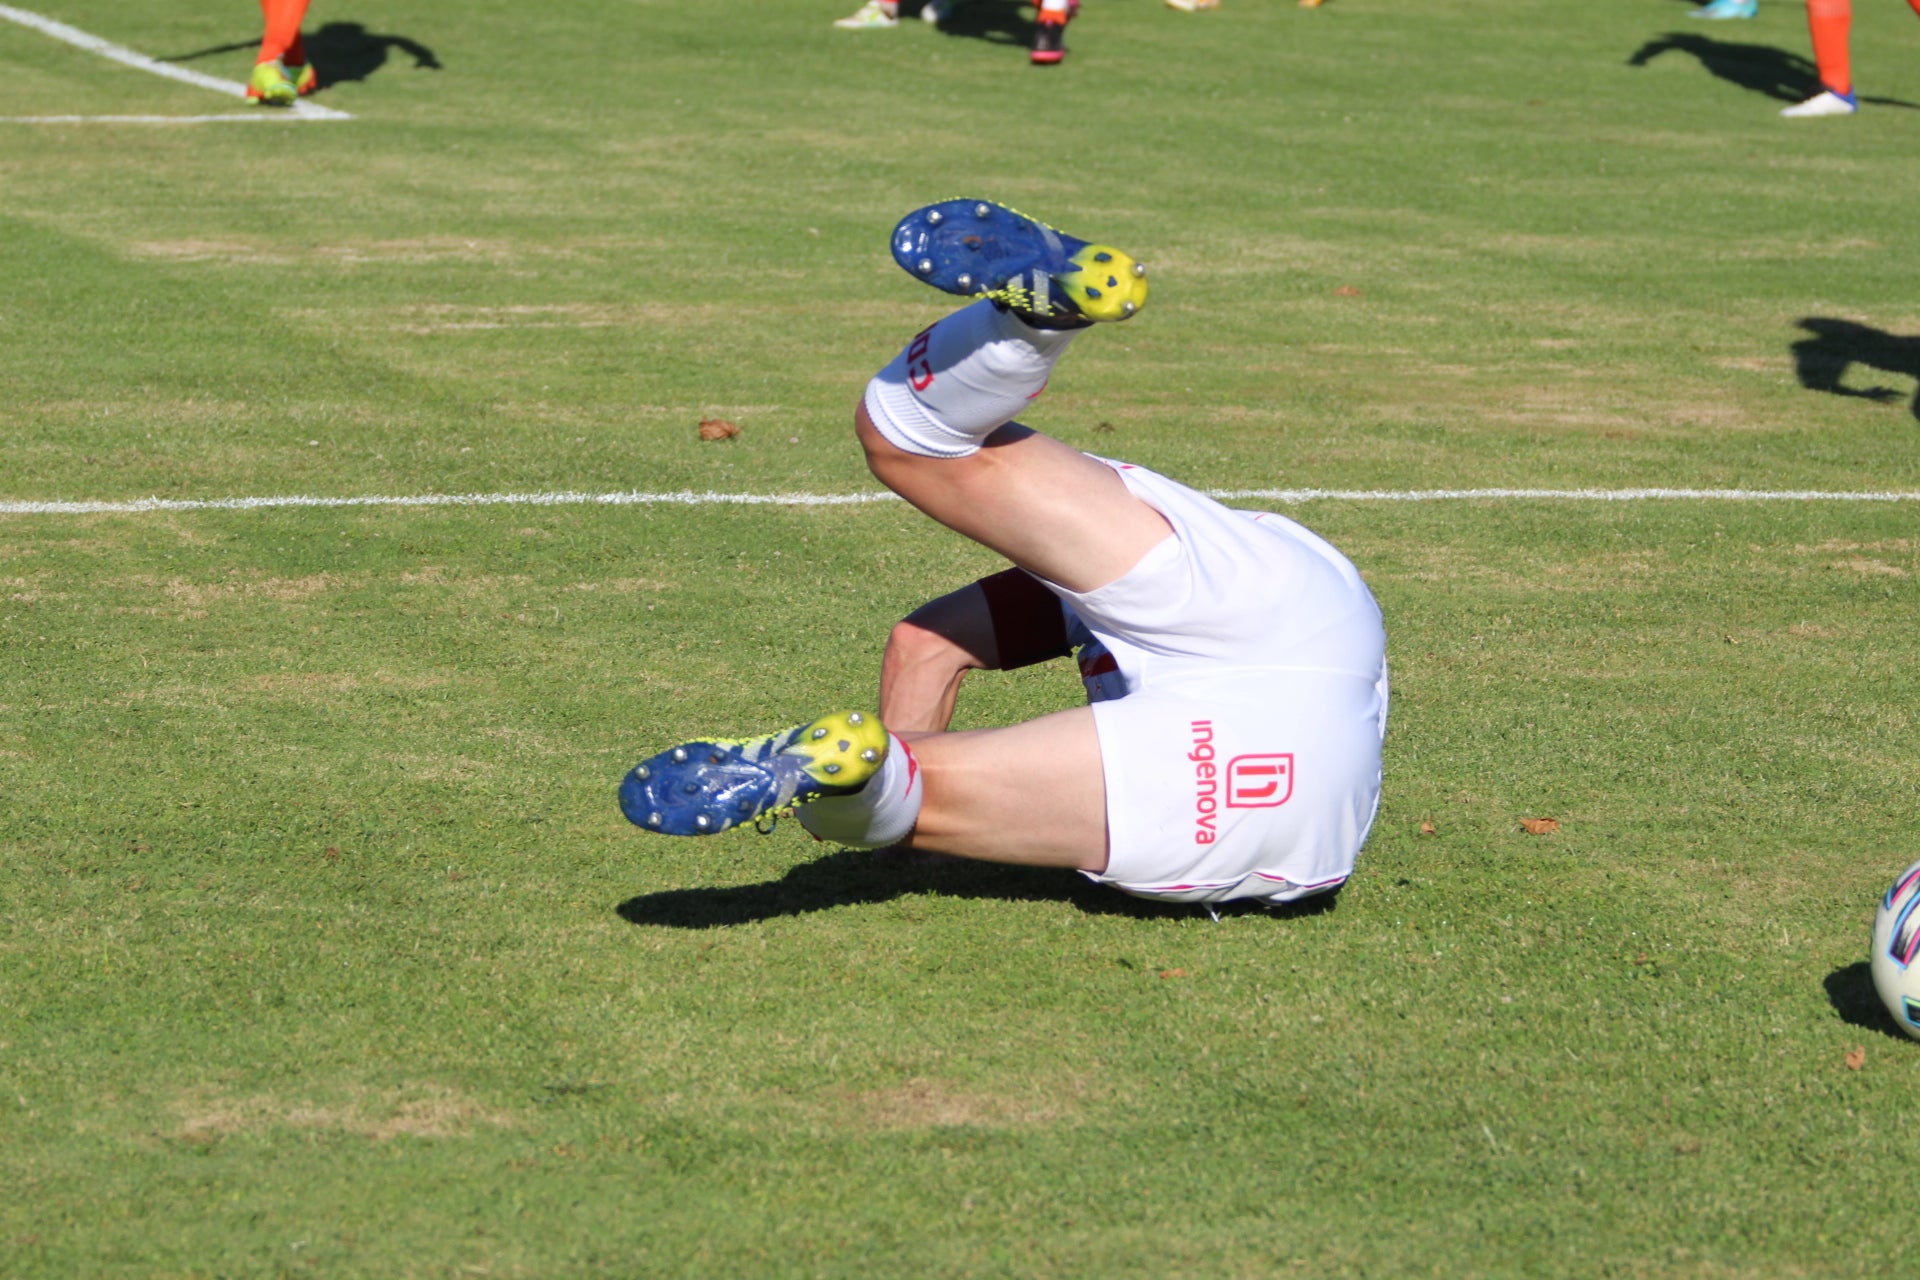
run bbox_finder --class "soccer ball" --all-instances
[1870,859,1920,1041]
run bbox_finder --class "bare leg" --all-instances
[856,405,1170,594]
[897,709,1108,872]
[795,299,1170,867]
[877,582,996,733]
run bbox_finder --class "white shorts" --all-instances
[1044,463,1389,906]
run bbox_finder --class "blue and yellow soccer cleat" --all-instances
[287,62,319,96]
[1689,0,1757,18]
[891,199,1148,326]
[619,711,889,836]
[247,59,298,106]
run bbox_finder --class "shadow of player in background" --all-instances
[1628,31,1821,100]
[304,22,440,85]
[1627,31,1920,107]
[166,21,440,90]
[1792,318,1920,421]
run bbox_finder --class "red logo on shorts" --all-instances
[1226,754,1294,808]
[906,326,935,392]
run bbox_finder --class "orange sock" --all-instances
[285,31,307,68]
[256,0,311,65]
[1805,0,1852,96]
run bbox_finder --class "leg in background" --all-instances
[1781,0,1858,116]
[249,0,312,103]
[1806,0,1851,95]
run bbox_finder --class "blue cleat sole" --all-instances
[620,711,888,837]
[890,199,1148,325]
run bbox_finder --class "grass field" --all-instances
[5,0,1920,1275]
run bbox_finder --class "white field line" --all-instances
[0,3,350,121]
[2,487,1918,517]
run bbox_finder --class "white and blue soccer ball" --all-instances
[1871,859,1920,1041]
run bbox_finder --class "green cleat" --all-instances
[247,59,298,106]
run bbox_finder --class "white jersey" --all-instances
[1043,461,1389,906]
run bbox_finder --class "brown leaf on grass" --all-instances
[1519,817,1560,835]
[1846,1045,1866,1071]
[1419,821,1437,836]
[1633,953,1649,966]
[1333,285,1363,298]
[697,418,740,441]
[1158,968,1189,980]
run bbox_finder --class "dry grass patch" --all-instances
[234,671,452,697]
[386,303,695,334]
[566,577,670,594]
[827,1077,1078,1132]
[128,237,532,267]
[397,567,534,595]
[1830,558,1911,579]
[173,1084,515,1144]
[1793,538,1917,556]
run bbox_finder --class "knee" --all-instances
[855,400,918,490]
[854,401,886,474]
[884,612,950,670]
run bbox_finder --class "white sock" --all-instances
[797,733,924,849]
[1040,0,1069,12]
[863,300,1082,458]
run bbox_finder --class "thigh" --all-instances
[856,403,1172,596]
[900,706,1109,872]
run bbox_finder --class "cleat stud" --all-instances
[1095,251,1113,263]
[824,762,842,775]
[861,748,879,763]
[956,273,974,291]
[671,747,688,763]
[848,711,864,724]
[1132,262,1147,277]
[1107,276,1118,288]
[927,209,944,225]
[695,814,711,830]
[1086,286,1103,300]
[812,726,829,739]
[634,765,649,780]
[974,203,991,218]
[1122,301,1137,316]
[647,812,662,827]
[917,258,933,275]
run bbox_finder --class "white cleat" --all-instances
[835,0,899,27]
[1781,89,1858,117]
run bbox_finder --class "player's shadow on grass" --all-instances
[1628,33,1819,102]
[162,23,441,88]
[615,846,1339,928]
[1823,962,1909,1041]
[1792,318,1920,420]
[922,0,1038,48]
[1627,33,1920,107]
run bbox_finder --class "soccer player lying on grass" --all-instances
[621,201,1389,909]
